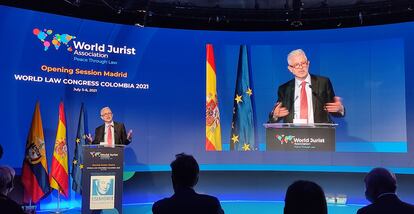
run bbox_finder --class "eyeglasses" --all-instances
[289,61,309,69]
[101,112,112,116]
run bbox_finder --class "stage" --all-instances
[37,201,363,214]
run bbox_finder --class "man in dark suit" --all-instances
[87,107,132,146]
[152,153,224,214]
[269,49,344,123]
[357,167,414,214]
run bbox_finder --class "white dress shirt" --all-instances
[104,122,115,145]
[294,74,314,124]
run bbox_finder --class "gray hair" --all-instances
[100,107,112,116]
[287,49,307,64]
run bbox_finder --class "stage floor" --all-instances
[37,201,363,214]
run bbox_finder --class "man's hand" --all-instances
[272,102,289,119]
[127,130,133,141]
[85,133,93,143]
[325,96,344,114]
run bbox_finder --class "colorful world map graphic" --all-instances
[33,28,76,51]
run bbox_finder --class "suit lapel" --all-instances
[113,122,119,144]
[286,80,295,122]
[99,125,105,140]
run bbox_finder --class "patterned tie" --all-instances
[107,125,113,146]
[300,81,308,120]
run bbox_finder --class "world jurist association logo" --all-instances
[275,134,295,144]
[33,28,76,52]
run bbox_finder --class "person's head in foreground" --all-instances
[364,167,397,203]
[171,153,199,191]
[284,180,327,214]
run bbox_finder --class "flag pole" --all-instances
[57,189,60,213]
[50,188,61,214]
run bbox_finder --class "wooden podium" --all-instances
[82,145,124,213]
[264,123,337,151]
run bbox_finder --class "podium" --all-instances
[82,145,124,214]
[264,123,337,151]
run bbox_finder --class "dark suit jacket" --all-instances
[0,194,25,214]
[268,75,344,123]
[92,121,131,145]
[357,194,414,214]
[152,187,224,214]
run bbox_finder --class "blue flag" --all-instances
[230,45,257,151]
[71,103,88,194]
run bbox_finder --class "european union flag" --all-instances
[71,103,88,194]
[230,45,257,151]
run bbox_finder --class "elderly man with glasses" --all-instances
[87,106,132,146]
[269,49,344,124]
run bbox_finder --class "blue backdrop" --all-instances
[0,5,413,173]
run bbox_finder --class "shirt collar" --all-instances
[295,74,311,87]
[105,122,114,127]
[377,192,396,199]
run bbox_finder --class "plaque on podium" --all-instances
[264,123,337,151]
[81,144,124,213]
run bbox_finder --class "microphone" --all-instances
[308,85,333,123]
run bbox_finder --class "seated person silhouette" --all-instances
[284,180,327,214]
[357,167,414,214]
[152,153,224,214]
[0,165,25,214]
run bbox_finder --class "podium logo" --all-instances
[90,152,101,158]
[89,151,118,160]
[33,28,76,52]
[275,134,295,144]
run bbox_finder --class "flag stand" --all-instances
[50,189,64,214]
[57,190,60,213]
[23,199,37,213]
[22,199,36,213]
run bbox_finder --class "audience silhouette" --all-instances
[357,167,414,214]
[0,165,25,214]
[284,180,327,214]
[152,153,224,214]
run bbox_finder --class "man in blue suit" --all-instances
[152,153,224,214]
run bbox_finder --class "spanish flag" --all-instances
[21,101,50,203]
[50,101,69,197]
[206,44,222,151]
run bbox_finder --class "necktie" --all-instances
[107,125,113,146]
[300,81,308,120]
